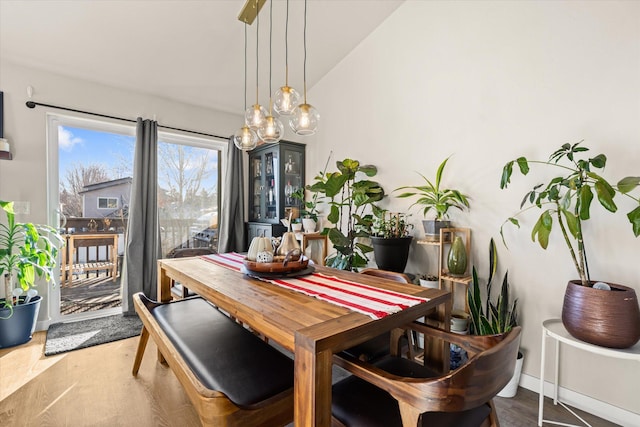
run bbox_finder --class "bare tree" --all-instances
[60,163,111,217]
[158,144,215,217]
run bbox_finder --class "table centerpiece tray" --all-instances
[242,256,309,275]
[241,265,315,279]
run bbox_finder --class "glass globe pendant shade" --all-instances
[233,125,258,151]
[245,104,268,130]
[290,103,320,136]
[257,115,284,143]
[273,86,301,116]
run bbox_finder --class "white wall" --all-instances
[0,60,242,321]
[308,0,639,418]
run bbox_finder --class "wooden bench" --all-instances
[132,292,294,426]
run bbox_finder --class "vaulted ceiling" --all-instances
[0,0,404,114]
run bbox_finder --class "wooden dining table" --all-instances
[157,255,451,426]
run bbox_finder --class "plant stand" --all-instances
[538,319,640,426]
[418,227,471,314]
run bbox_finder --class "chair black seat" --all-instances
[332,357,492,427]
[340,332,391,361]
[151,296,293,407]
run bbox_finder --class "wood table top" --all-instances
[157,257,449,353]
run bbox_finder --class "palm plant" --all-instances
[396,156,470,220]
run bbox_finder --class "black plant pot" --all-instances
[0,295,42,348]
[370,236,413,273]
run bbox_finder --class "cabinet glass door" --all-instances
[264,151,278,220]
[283,149,303,219]
[250,156,263,220]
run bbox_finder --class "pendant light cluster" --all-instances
[234,0,319,151]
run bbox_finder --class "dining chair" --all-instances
[341,268,415,362]
[166,247,215,299]
[332,325,522,427]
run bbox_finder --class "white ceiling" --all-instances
[0,0,404,114]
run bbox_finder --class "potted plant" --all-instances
[312,158,384,271]
[417,273,439,289]
[396,156,471,242]
[291,187,320,233]
[500,141,640,348]
[467,238,521,397]
[369,206,414,273]
[0,200,64,348]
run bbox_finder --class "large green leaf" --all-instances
[434,157,450,189]
[516,157,529,175]
[627,205,640,237]
[327,204,340,224]
[594,180,617,213]
[327,228,350,248]
[589,154,607,169]
[358,164,378,177]
[561,208,579,238]
[531,210,552,249]
[618,176,640,194]
[500,161,513,189]
[324,173,349,198]
[578,185,593,220]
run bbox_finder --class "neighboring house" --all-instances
[79,177,132,218]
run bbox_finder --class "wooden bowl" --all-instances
[243,257,309,274]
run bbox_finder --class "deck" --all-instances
[60,272,121,315]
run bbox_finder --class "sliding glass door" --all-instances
[48,114,135,321]
[47,114,225,323]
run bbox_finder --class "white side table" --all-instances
[538,318,640,426]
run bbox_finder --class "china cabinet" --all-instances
[247,141,305,245]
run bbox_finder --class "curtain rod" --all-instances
[25,101,230,141]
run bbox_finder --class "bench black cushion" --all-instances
[332,357,492,427]
[150,296,294,408]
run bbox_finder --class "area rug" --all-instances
[44,314,142,356]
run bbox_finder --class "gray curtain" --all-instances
[217,138,245,253]
[122,118,161,314]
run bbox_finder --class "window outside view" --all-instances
[58,124,220,316]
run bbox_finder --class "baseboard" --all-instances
[519,373,640,426]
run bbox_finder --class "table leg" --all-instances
[554,337,560,405]
[156,264,170,365]
[294,336,332,427]
[538,328,547,426]
[157,265,172,303]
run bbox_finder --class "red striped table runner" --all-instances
[200,252,426,320]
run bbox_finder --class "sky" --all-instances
[58,126,219,193]
[58,126,134,184]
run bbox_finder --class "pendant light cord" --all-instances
[243,23,248,111]
[255,0,260,105]
[285,0,290,85]
[268,0,273,113]
[303,0,308,104]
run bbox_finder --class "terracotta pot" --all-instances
[562,280,640,349]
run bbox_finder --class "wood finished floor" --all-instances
[0,331,621,427]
